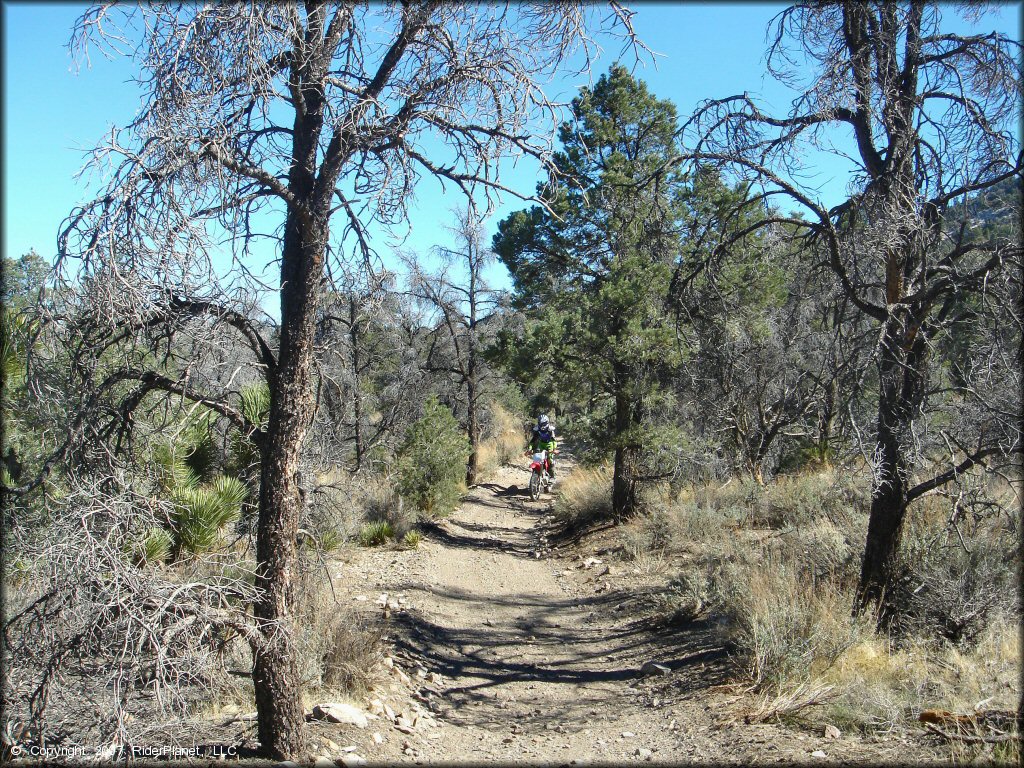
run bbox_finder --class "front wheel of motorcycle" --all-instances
[529,469,541,501]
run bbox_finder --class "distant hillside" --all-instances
[953,175,1021,239]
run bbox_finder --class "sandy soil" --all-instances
[296,461,950,766]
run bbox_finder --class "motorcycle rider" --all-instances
[525,414,557,484]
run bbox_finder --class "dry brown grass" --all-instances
[714,551,871,689]
[639,466,1020,750]
[294,574,386,705]
[821,614,1020,753]
[552,463,614,528]
[477,402,527,477]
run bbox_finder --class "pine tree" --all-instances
[494,65,684,521]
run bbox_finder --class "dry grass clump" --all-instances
[823,616,1020,737]
[714,553,870,689]
[362,479,418,539]
[317,611,387,697]
[553,463,614,529]
[477,402,527,476]
[294,576,385,702]
[652,467,1021,754]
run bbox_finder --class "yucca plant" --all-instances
[358,520,395,547]
[152,442,200,494]
[131,527,173,566]
[152,411,219,492]
[149,400,260,560]
[170,475,248,557]
[0,309,31,387]
[239,381,271,427]
[230,382,270,473]
[319,529,344,553]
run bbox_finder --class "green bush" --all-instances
[358,520,395,547]
[395,397,470,517]
[132,527,173,566]
[170,475,247,556]
[401,530,422,549]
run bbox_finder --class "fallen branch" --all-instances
[924,722,1021,745]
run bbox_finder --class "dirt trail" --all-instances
[318,461,943,765]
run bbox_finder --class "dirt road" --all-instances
[311,462,943,765]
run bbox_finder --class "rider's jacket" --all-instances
[529,426,556,454]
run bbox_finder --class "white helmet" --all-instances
[538,414,550,429]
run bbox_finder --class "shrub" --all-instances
[655,469,1019,740]
[670,500,724,543]
[401,530,422,549]
[890,511,1019,645]
[396,397,470,517]
[730,469,870,530]
[311,472,378,544]
[228,381,270,475]
[653,567,717,625]
[782,517,862,587]
[714,553,867,689]
[619,510,673,573]
[358,520,395,547]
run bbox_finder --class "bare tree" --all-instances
[51,2,640,757]
[316,279,423,473]
[407,205,502,486]
[674,2,1022,616]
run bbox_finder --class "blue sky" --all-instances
[3,2,1021,295]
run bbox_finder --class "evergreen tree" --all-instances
[494,65,684,521]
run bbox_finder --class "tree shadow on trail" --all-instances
[386,583,731,729]
[476,482,525,498]
[420,519,538,557]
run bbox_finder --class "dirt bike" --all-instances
[527,449,554,501]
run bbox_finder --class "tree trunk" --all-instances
[349,298,364,472]
[465,259,480,487]
[252,214,325,758]
[748,458,765,486]
[856,304,927,619]
[856,400,909,616]
[465,373,479,487]
[612,387,640,521]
